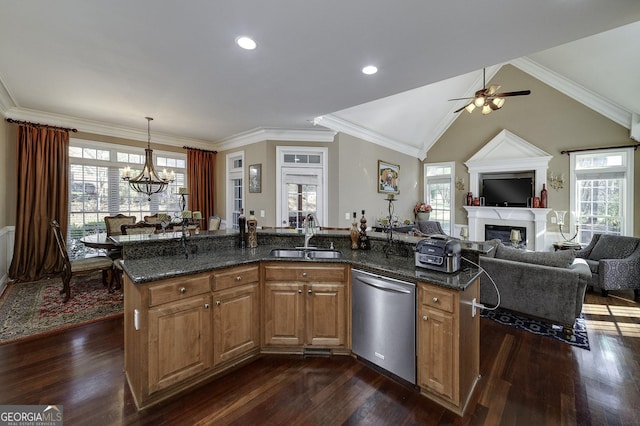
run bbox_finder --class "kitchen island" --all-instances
[118,229,483,415]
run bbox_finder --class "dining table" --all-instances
[80,233,119,250]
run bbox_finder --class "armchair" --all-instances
[574,234,640,298]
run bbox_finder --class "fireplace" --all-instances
[485,224,526,248]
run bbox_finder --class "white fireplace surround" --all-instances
[464,130,553,251]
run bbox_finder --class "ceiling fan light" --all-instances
[482,104,492,115]
[464,103,476,113]
[473,96,485,108]
[492,97,505,108]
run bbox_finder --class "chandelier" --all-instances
[122,117,174,201]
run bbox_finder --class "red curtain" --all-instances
[9,125,69,282]
[186,148,216,229]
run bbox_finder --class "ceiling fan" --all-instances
[449,68,531,115]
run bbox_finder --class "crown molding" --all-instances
[214,127,336,152]
[3,107,216,149]
[313,115,422,159]
[0,75,16,117]
[511,57,631,129]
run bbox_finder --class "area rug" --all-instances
[0,272,123,345]
[481,308,590,350]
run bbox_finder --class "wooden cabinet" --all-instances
[148,293,212,393]
[125,265,261,410]
[417,279,480,416]
[262,263,349,352]
[211,265,260,367]
[124,272,213,408]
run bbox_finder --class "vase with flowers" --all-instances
[414,202,432,221]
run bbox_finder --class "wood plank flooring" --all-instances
[0,289,639,425]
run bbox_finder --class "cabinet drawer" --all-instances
[264,264,346,282]
[148,274,211,307]
[212,265,259,291]
[419,285,455,313]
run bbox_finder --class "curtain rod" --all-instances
[183,145,217,154]
[561,142,639,155]
[6,118,78,133]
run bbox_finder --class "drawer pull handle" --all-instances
[308,289,312,294]
[432,297,439,303]
[236,276,242,281]
[302,272,307,277]
[179,287,186,294]
[423,315,428,321]
[216,300,221,306]
[204,304,210,309]
[298,289,302,294]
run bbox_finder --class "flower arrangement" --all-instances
[413,202,432,215]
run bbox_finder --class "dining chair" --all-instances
[208,215,221,231]
[121,222,158,235]
[50,220,114,302]
[104,214,136,236]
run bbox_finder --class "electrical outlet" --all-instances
[260,210,265,218]
[345,212,350,220]
[551,217,557,224]
[472,298,477,317]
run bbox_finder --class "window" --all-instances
[69,139,186,258]
[276,147,327,229]
[424,162,454,234]
[226,152,244,230]
[570,148,634,243]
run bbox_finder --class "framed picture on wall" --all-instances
[249,164,262,193]
[378,160,400,194]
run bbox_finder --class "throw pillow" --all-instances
[495,242,576,268]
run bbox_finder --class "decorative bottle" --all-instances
[247,210,258,248]
[358,210,371,250]
[466,192,473,206]
[540,184,548,208]
[350,212,359,250]
[238,208,246,248]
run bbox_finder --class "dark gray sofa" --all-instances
[479,241,592,337]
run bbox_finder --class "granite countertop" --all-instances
[120,237,483,291]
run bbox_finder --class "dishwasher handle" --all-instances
[355,276,412,294]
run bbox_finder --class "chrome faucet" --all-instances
[303,213,319,249]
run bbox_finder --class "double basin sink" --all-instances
[269,248,343,259]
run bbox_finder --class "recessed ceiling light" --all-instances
[362,65,378,75]
[236,36,257,50]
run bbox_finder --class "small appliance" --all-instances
[415,234,461,273]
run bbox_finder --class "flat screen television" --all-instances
[481,177,533,207]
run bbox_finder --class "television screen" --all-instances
[482,178,533,207]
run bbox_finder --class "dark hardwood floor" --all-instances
[1,289,639,425]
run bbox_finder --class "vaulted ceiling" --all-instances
[1,1,639,157]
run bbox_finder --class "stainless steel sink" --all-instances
[268,249,343,259]
[268,249,306,258]
[307,250,343,259]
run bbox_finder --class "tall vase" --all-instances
[416,212,430,222]
[540,184,548,208]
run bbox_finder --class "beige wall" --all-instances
[426,65,639,236]
[215,134,420,228]
[1,122,16,227]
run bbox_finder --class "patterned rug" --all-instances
[481,308,590,350]
[0,272,123,345]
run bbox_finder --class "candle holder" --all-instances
[382,197,410,258]
[555,211,579,242]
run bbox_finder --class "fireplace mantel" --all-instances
[464,206,551,250]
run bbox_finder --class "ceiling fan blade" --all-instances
[448,96,474,101]
[453,103,472,113]
[487,85,501,95]
[494,90,531,97]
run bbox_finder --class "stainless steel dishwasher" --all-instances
[351,269,416,384]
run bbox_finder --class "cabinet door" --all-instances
[263,282,304,346]
[418,305,455,400]
[213,283,260,367]
[306,283,346,347]
[148,294,212,393]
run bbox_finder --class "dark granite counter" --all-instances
[115,229,484,291]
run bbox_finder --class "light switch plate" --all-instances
[345,212,350,220]
[260,210,265,217]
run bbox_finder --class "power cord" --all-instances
[461,257,501,316]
